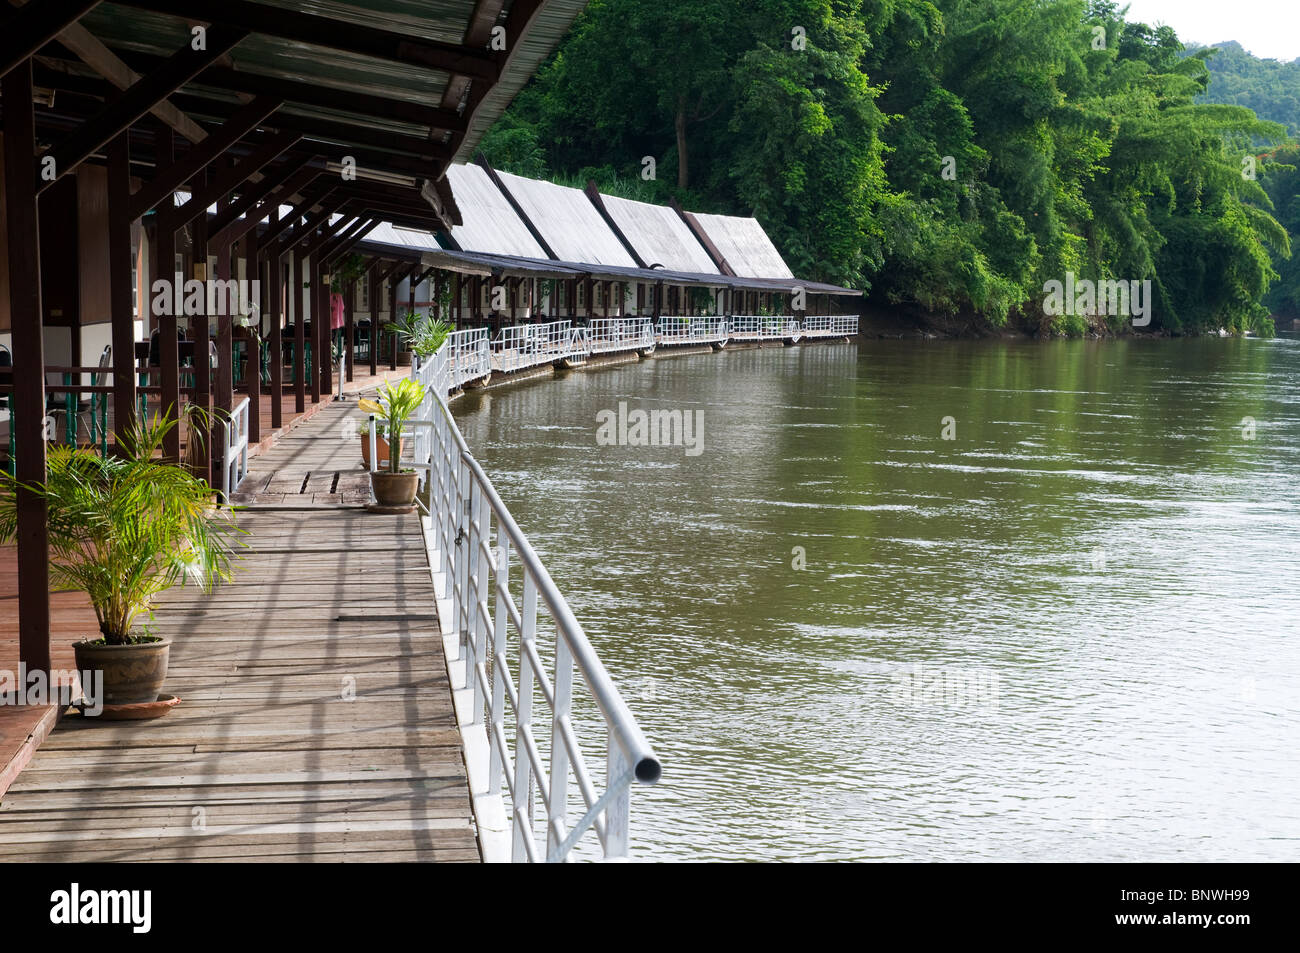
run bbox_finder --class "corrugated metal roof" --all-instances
[496,171,638,268]
[690,212,794,279]
[79,1,591,166]
[444,164,547,258]
[454,0,593,163]
[599,194,720,274]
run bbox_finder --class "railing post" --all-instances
[459,467,477,723]
[605,737,631,860]
[512,572,539,862]
[472,484,492,723]
[488,525,510,796]
[546,637,574,860]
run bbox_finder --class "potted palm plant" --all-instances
[0,413,240,714]
[358,377,427,510]
[384,311,453,368]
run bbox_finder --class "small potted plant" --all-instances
[358,378,426,510]
[384,311,453,369]
[358,419,402,470]
[0,413,240,714]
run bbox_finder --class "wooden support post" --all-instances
[309,251,321,403]
[268,223,283,428]
[319,257,331,399]
[190,197,212,486]
[390,271,399,371]
[152,128,181,460]
[244,227,261,444]
[291,249,304,413]
[214,188,234,424]
[367,259,379,377]
[106,131,137,442]
[344,278,355,383]
[3,59,50,673]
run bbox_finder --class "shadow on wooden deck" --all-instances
[0,401,479,862]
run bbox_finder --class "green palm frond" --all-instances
[0,410,244,644]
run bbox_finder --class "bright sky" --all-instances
[1121,0,1300,61]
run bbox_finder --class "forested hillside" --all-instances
[1195,41,1300,136]
[482,0,1295,335]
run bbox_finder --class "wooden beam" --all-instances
[321,216,377,264]
[128,95,281,219]
[257,181,336,250]
[171,129,301,227]
[670,198,736,276]
[208,154,320,244]
[38,25,248,191]
[476,153,557,259]
[113,57,468,132]
[437,0,506,123]
[166,95,452,161]
[38,12,208,143]
[585,180,647,268]
[113,0,499,81]
[0,0,101,80]
[2,58,51,674]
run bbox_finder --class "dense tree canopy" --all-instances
[481,0,1295,335]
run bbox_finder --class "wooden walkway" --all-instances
[0,401,480,862]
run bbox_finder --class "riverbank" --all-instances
[858,300,1298,341]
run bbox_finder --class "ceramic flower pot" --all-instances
[73,638,171,708]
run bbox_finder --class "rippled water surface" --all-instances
[452,337,1300,861]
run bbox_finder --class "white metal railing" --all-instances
[492,320,585,374]
[655,315,729,345]
[801,315,860,337]
[448,327,491,385]
[384,343,661,862]
[728,315,802,340]
[218,396,250,500]
[588,317,655,354]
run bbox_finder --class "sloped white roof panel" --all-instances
[497,171,638,268]
[690,212,793,279]
[600,194,719,274]
[445,163,546,258]
[363,221,442,251]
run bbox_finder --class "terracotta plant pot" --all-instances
[360,434,404,469]
[370,471,419,508]
[73,638,171,709]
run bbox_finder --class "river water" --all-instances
[452,337,1300,862]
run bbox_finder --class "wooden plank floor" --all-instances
[0,400,479,862]
[0,566,92,800]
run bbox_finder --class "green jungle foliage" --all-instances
[481,0,1295,335]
